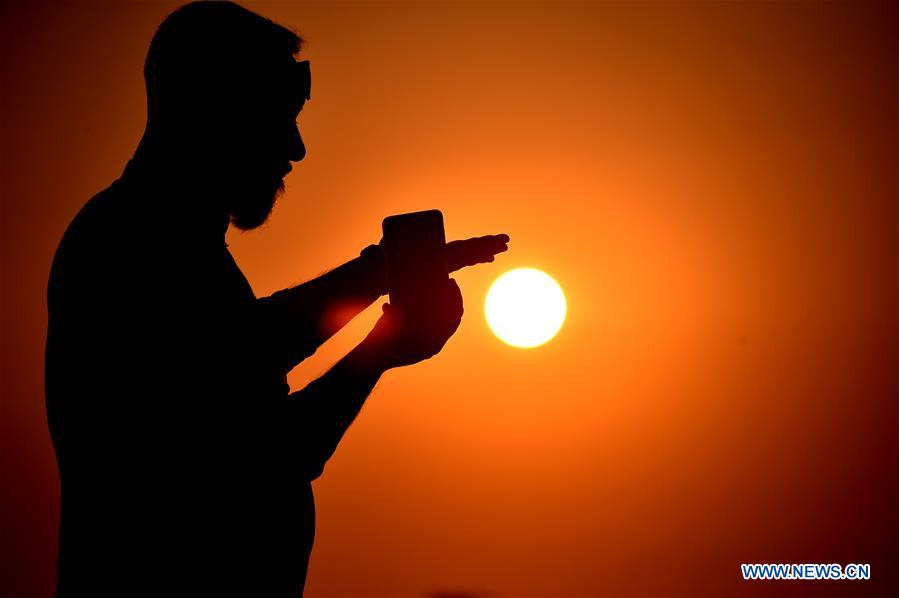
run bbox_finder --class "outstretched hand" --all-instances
[445,234,510,273]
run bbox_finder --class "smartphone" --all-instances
[382,210,448,317]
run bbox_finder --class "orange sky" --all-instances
[1,2,896,597]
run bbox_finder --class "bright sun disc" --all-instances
[485,267,567,348]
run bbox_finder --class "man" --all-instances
[45,2,508,596]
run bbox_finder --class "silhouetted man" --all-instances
[45,2,508,596]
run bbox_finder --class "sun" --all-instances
[485,267,567,348]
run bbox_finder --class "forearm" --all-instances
[258,245,386,365]
[282,335,389,480]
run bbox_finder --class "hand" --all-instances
[360,234,509,296]
[362,279,464,370]
[445,234,510,273]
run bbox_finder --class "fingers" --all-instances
[444,278,463,335]
[475,234,510,256]
[447,278,463,315]
[446,233,511,272]
[490,233,510,248]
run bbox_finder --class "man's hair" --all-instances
[144,1,303,128]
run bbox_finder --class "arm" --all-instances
[278,278,464,481]
[256,244,386,371]
[280,331,389,481]
[257,234,509,372]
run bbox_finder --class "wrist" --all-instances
[359,243,387,296]
[348,334,393,376]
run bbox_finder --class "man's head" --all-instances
[143,1,308,230]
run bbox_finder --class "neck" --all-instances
[125,129,231,239]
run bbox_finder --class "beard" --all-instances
[226,170,286,231]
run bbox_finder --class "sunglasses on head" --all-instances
[292,59,311,102]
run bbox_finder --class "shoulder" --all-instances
[47,179,148,307]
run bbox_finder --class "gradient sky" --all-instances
[1,2,896,597]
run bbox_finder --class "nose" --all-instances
[288,124,305,162]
